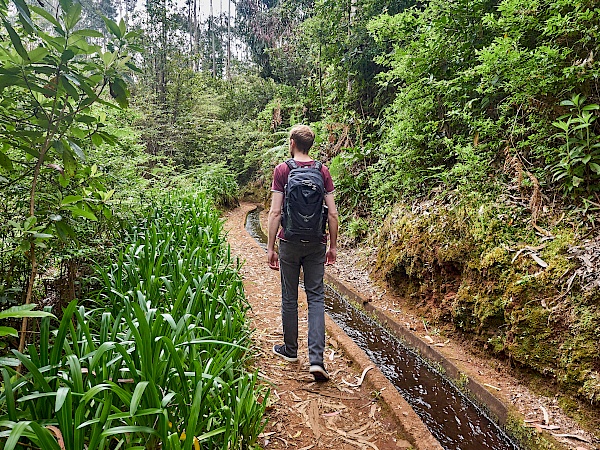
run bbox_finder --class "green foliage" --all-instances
[0,195,268,449]
[170,164,240,209]
[135,73,271,186]
[550,94,600,196]
[0,0,137,311]
[0,304,54,337]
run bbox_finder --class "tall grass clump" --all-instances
[0,194,267,449]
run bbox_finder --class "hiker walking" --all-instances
[267,124,339,381]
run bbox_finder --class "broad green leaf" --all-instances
[197,426,226,442]
[65,3,82,29]
[130,381,149,416]
[572,175,583,187]
[63,147,76,177]
[58,173,70,188]
[0,304,54,320]
[109,78,129,108]
[91,133,104,146]
[52,139,66,156]
[58,0,74,16]
[0,326,18,337]
[0,357,20,366]
[55,386,70,412]
[73,29,104,38]
[4,421,31,450]
[3,20,29,61]
[27,47,48,63]
[100,426,157,438]
[125,62,143,73]
[29,5,64,29]
[118,18,126,36]
[582,104,600,111]
[0,150,13,171]
[101,51,116,67]
[32,233,54,239]
[101,16,122,39]
[61,195,82,205]
[61,48,75,62]
[24,215,37,230]
[28,423,62,450]
[589,162,600,174]
[2,368,18,421]
[67,139,86,161]
[54,220,74,241]
[12,0,34,30]
[75,114,97,124]
[70,207,98,221]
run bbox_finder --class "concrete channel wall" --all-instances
[324,271,569,450]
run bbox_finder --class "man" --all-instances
[267,124,339,382]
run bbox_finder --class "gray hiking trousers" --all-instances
[279,240,326,366]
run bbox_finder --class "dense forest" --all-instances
[0,0,599,447]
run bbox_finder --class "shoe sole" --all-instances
[309,365,329,381]
[273,345,298,362]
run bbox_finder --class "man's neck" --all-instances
[292,153,312,162]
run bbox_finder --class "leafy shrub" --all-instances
[0,195,267,449]
[550,94,600,196]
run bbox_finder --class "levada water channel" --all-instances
[245,208,519,450]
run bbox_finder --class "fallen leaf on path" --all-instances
[369,403,377,419]
[308,399,321,439]
[258,432,276,438]
[530,253,548,268]
[524,423,560,430]
[424,335,434,344]
[484,383,501,391]
[539,405,550,425]
[551,433,591,443]
[348,422,371,436]
[342,366,374,388]
[289,391,303,402]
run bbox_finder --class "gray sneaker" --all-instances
[309,364,329,382]
[273,344,298,362]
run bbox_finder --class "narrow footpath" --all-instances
[224,203,416,450]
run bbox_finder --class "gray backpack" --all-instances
[282,159,327,243]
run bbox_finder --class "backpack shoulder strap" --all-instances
[313,161,323,171]
[285,159,299,170]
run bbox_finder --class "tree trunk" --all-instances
[17,140,51,359]
[210,0,216,77]
[227,0,231,79]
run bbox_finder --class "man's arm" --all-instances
[267,192,284,270]
[324,194,338,265]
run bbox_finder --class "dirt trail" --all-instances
[224,203,413,450]
[224,203,599,450]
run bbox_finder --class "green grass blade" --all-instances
[130,381,149,417]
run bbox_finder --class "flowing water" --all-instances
[245,208,519,450]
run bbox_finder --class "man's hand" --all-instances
[326,247,337,265]
[268,249,280,270]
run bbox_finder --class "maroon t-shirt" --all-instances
[271,160,335,242]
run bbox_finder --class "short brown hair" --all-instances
[289,124,315,154]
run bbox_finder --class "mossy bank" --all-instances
[373,195,600,427]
